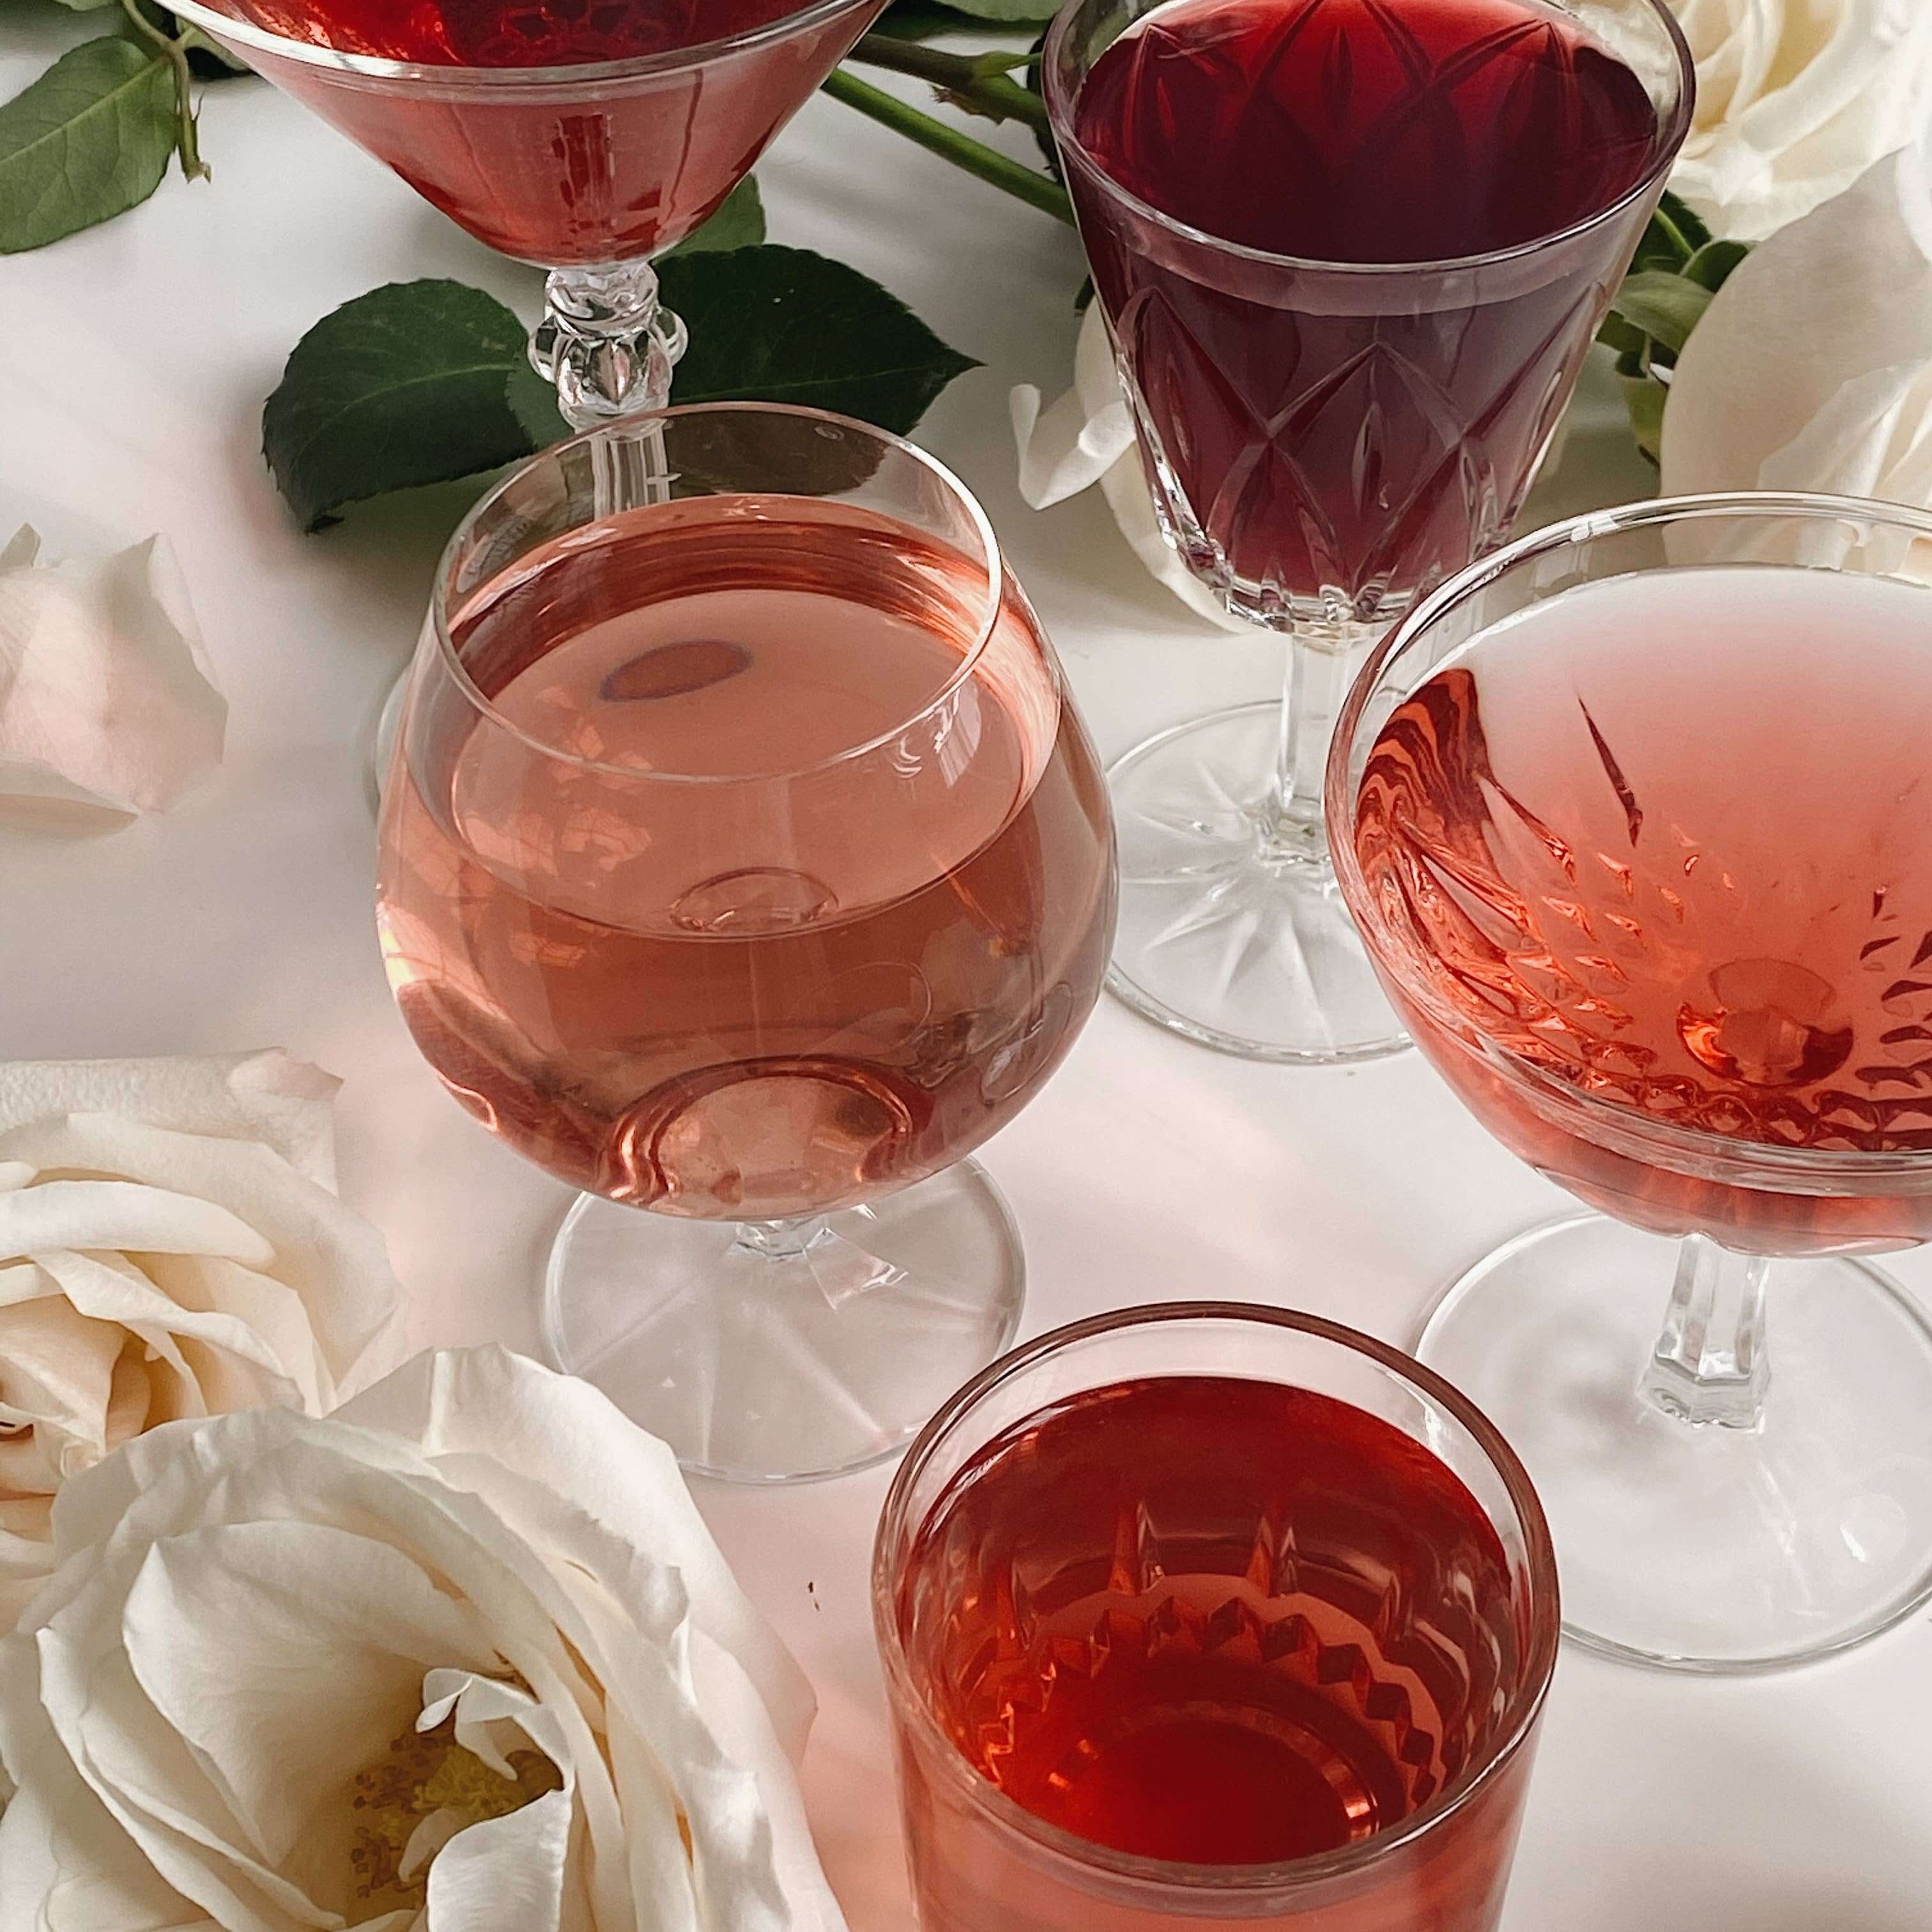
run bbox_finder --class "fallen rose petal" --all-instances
[0,528,225,821]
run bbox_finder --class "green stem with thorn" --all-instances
[119,0,208,181]
[822,70,1073,225]
[845,33,1052,132]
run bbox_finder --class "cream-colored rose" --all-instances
[1662,126,1932,575]
[0,1052,406,1623]
[0,1347,846,1932]
[1668,0,1932,239]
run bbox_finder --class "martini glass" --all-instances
[169,0,885,432]
[1043,0,1693,1062]
[169,0,888,790]
[1328,493,1932,1673]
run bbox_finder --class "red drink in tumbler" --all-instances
[876,1310,1558,1932]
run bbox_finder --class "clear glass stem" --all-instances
[1259,619,1377,870]
[530,259,688,514]
[1640,1232,1772,1430]
[532,258,686,427]
[728,1213,908,1307]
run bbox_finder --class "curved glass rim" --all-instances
[1327,488,1932,1187]
[1042,0,1696,280]
[424,401,1007,788]
[167,0,880,88]
[871,1300,1561,1900]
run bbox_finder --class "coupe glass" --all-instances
[876,1303,1560,1932]
[1328,493,1932,1673]
[169,0,884,433]
[376,403,1117,1483]
[1042,0,1693,1062]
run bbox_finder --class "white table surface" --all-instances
[4,8,1929,1924]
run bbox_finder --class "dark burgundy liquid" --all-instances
[897,1376,1531,1867]
[213,0,880,261]
[1064,0,1673,608]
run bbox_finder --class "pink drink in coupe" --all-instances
[376,498,1115,1223]
[1062,0,1673,606]
[1352,565,1932,1249]
[204,0,884,260]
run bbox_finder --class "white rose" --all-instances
[1662,125,1932,576]
[1668,0,1932,239]
[0,1052,406,1624]
[0,1347,846,1932]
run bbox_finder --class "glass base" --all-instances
[540,1160,1025,1484]
[1107,702,1407,1062]
[1420,1215,1932,1673]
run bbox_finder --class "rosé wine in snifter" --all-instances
[376,496,1114,1226]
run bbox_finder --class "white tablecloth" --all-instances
[3,12,1928,1924]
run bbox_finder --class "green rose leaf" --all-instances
[265,227,976,527]
[264,279,544,530]
[656,243,977,431]
[0,36,177,253]
[1604,269,1714,357]
[665,174,765,256]
[1683,237,1751,295]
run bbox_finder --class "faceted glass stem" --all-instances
[1259,619,1380,871]
[530,258,687,431]
[729,1215,909,1303]
[1640,1232,1772,1430]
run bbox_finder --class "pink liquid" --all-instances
[890,1377,1544,1931]
[210,0,880,260]
[376,500,1114,1222]
[1065,0,1672,608]
[1353,565,1932,1250]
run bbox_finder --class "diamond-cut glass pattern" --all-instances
[1066,0,1667,613]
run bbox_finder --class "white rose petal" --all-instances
[0,526,224,821]
[0,1053,407,1626]
[1662,127,1932,576]
[0,1347,848,1932]
[1667,0,1932,239]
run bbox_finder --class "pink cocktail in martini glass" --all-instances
[169,0,885,427]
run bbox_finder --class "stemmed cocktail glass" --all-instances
[1043,0,1694,1061]
[1328,493,1932,1672]
[376,402,1117,1484]
[170,0,885,433]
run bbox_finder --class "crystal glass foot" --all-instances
[1422,1216,1932,1672]
[1109,700,1403,1061]
[376,404,1116,1483]
[1330,492,1932,1671]
[544,1160,1023,1482]
[1043,0,1693,1062]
